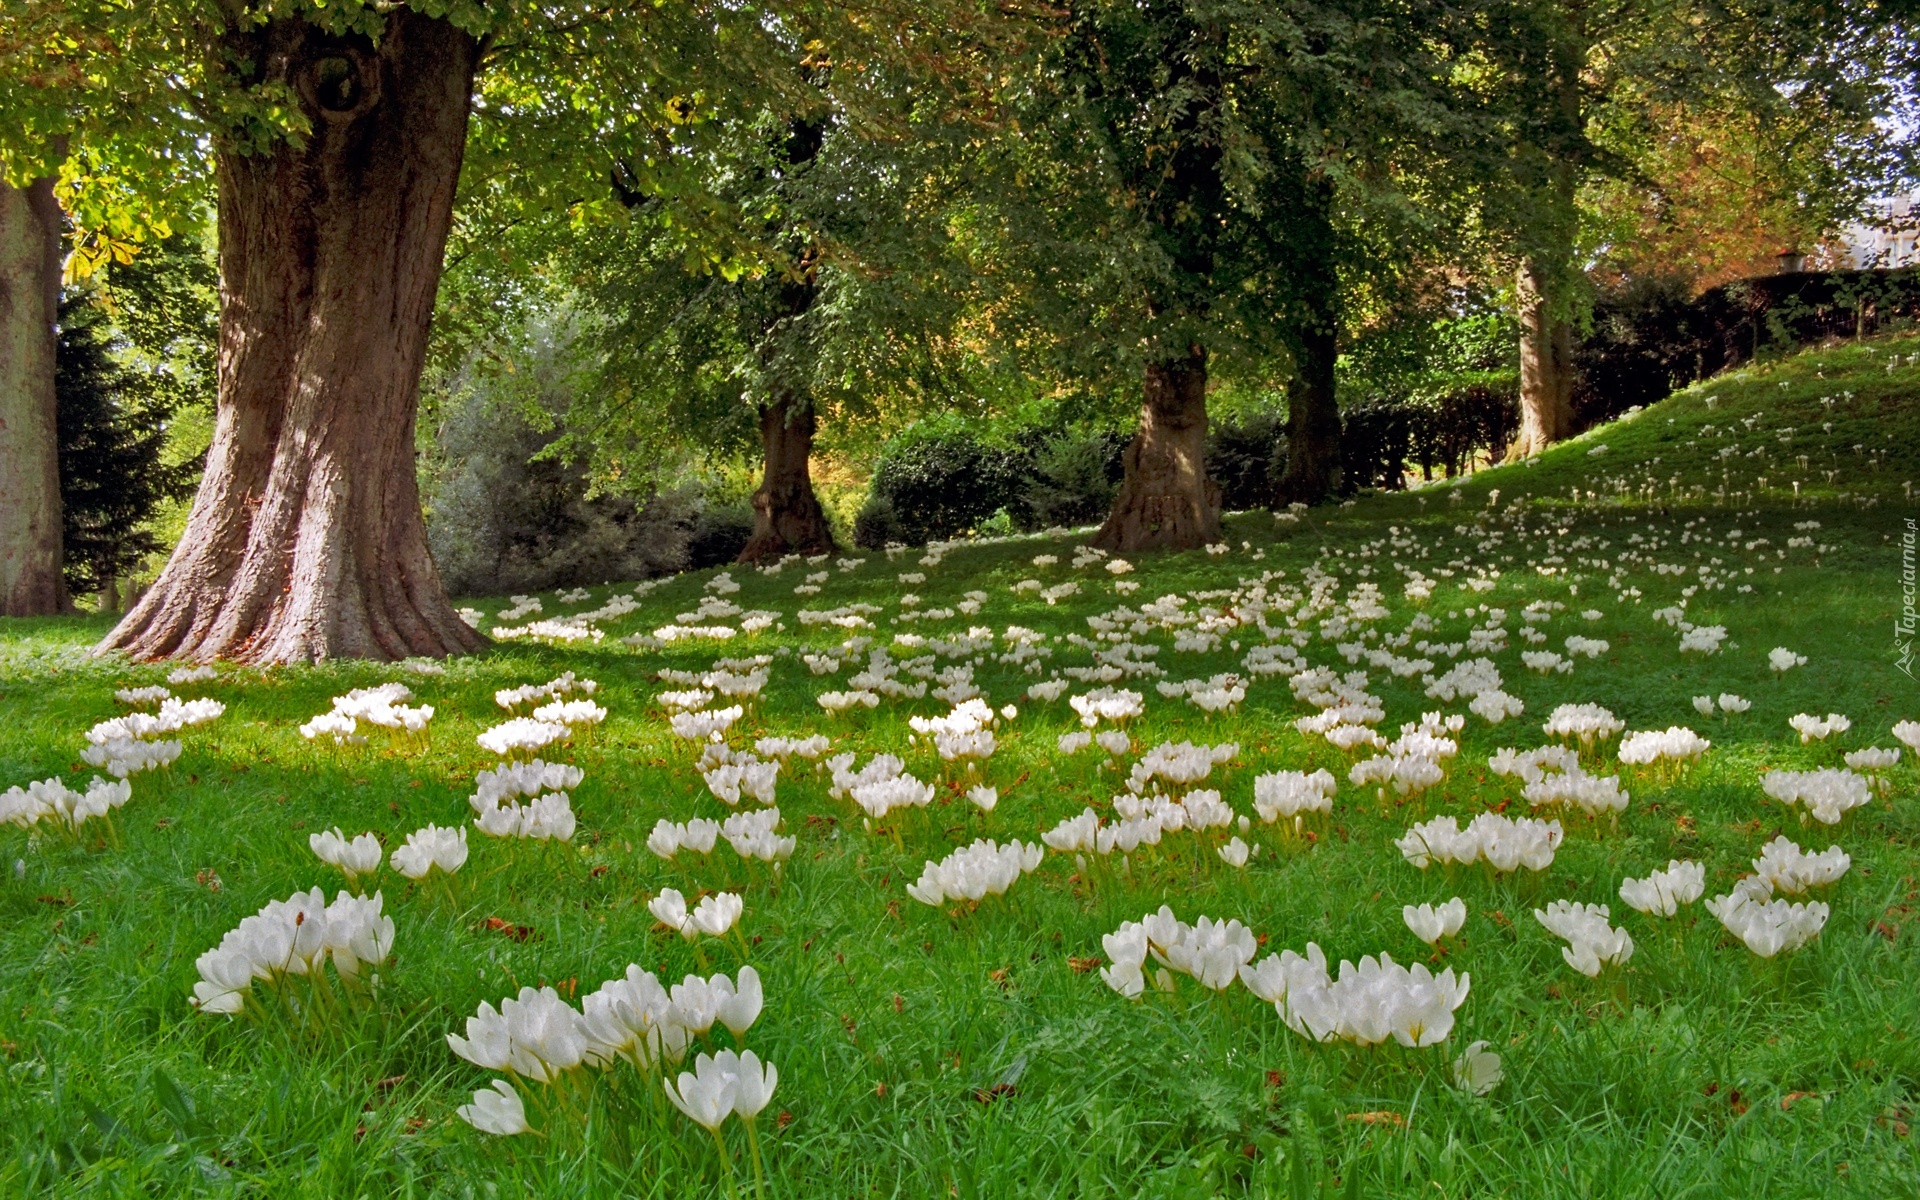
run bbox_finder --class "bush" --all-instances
[1021,429,1127,530]
[857,415,1292,546]
[1573,267,1920,428]
[1206,412,1285,511]
[855,431,1030,547]
[687,501,755,569]
[422,316,714,596]
[1340,382,1518,491]
[55,294,199,595]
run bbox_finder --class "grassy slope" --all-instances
[2,335,1918,1198]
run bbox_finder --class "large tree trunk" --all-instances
[1275,174,1343,504]
[100,12,484,663]
[1508,257,1574,459]
[1278,318,1341,503]
[737,391,835,563]
[0,172,68,616]
[1091,345,1221,552]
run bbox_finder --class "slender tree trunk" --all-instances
[0,172,68,615]
[1276,175,1343,504]
[100,12,484,663]
[1278,318,1341,503]
[1509,256,1574,459]
[1091,345,1221,552]
[738,391,835,563]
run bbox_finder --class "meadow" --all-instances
[3,335,1919,1198]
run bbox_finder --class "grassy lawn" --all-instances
[3,334,1919,1198]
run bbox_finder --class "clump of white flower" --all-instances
[447,963,771,1138]
[648,817,721,859]
[473,792,577,842]
[1787,712,1850,744]
[1618,860,1705,916]
[1893,719,1920,752]
[1240,943,1469,1047]
[81,735,182,778]
[472,760,583,809]
[906,839,1042,906]
[1129,741,1236,793]
[670,706,745,742]
[191,887,394,1014]
[0,775,131,834]
[1395,813,1562,872]
[1069,687,1145,728]
[817,690,880,714]
[390,824,471,877]
[1534,901,1633,976]
[115,685,172,707]
[755,735,831,761]
[531,698,607,729]
[88,697,225,744]
[649,888,745,941]
[310,827,383,885]
[1542,703,1623,749]
[909,699,998,763]
[1705,877,1828,957]
[1487,744,1580,785]
[1252,769,1336,822]
[720,808,796,863]
[1403,898,1467,944]
[1678,625,1728,654]
[1521,650,1571,674]
[1768,647,1808,673]
[1844,746,1899,791]
[1467,689,1525,724]
[497,672,598,711]
[701,755,779,807]
[1617,726,1710,769]
[1752,836,1849,893]
[168,665,218,685]
[1523,766,1630,817]
[476,717,569,759]
[1760,767,1871,824]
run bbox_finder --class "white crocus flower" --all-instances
[690,892,745,937]
[310,828,383,882]
[1402,898,1467,944]
[1217,837,1250,867]
[458,1080,531,1136]
[1452,1040,1503,1096]
[665,1053,739,1131]
[1618,860,1706,916]
[389,825,467,879]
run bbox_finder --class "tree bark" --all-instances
[737,391,835,563]
[0,172,68,616]
[1278,316,1342,503]
[100,11,484,663]
[1275,174,1343,504]
[1091,345,1221,552]
[1509,256,1574,459]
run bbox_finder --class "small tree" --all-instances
[55,291,198,599]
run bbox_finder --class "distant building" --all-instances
[1843,191,1920,268]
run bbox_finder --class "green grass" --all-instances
[3,334,1919,1198]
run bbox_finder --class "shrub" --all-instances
[55,294,199,596]
[855,431,1030,547]
[1206,412,1285,511]
[1340,382,1518,491]
[688,501,756,569]
[1021,429,1127,530]
[422,316,711,596]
